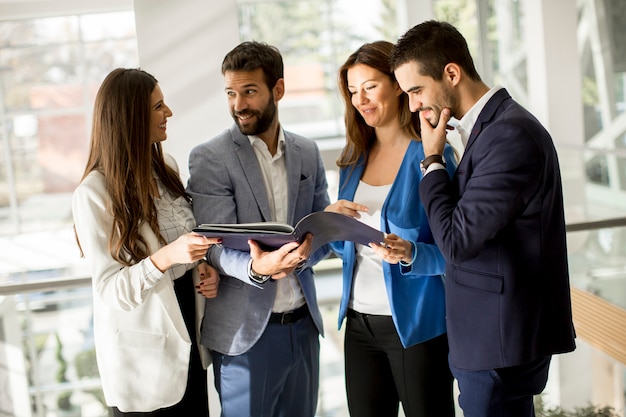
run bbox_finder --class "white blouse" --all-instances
[349,181,392,316]
[151,176,197,281]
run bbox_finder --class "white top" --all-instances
[154,176,196,281]
[248,129,306,313]
[349,181,392,316]
[456,85,504,147]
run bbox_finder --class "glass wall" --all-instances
[0,11,138,237]
[0,9,138,417]
[2,0,626,415]
[235,0,402,141]
[234,0,404,198]
[578,0,626,217]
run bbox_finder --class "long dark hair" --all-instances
[77,68,188,266]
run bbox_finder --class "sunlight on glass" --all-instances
[80,11,136,41]
[33,16,79,44]
[236,0,399,141]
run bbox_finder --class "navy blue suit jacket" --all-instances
[419,88,576,371]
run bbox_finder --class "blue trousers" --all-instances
[211,314,319,417]
[450,355,551,417]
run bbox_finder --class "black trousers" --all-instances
[113,270,208,417]
[344,309,455,417]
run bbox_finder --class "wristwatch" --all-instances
[420,154,446,174]
[247,259,272,284]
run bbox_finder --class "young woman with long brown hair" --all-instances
[72,68,220,416]
[325,41,457,417]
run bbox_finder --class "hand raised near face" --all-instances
[419,107,451,157]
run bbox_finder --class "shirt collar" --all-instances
[248,127,286,157]
[456,85,503,147]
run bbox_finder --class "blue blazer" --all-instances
[331,140,457,348]
[420,89,576,370]
[187,124,331,355]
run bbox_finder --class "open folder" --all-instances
[193,211,384,253]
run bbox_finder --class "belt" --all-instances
[269,304,309,325]
[346,308,390,320]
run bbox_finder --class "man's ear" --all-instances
[394,81,404,97]
[273,78,285,101]
[443,63,462,86]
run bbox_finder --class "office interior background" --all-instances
[0,0,625,415]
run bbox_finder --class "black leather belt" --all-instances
[269,304,309,325]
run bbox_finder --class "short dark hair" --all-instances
[390,20,481,82]
[221,41,284,89]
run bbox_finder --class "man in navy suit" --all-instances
[188,41,330,417]
[391,21,576,416]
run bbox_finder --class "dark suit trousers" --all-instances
[450,355,551,417]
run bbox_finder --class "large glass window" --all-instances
[434,0,527,103]
[577,0,626,199]
[0,10,138,417]
[0,11,138,237]
[236,0,401,141]
[235,0,401,200]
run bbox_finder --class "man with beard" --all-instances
[187,41,330,417]
[390,21,576,417]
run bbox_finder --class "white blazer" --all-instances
[71,158,208,412]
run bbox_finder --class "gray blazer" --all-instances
[187,124,330,355]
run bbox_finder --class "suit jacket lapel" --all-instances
[230,125,273,222]
[463,88,511,155]
[284,132,301,225]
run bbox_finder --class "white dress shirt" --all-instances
[248,129,306,313]
[455,85,503,147]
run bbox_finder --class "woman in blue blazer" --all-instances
[325,41,457,417]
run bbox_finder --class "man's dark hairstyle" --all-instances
[221,41,284,89]
[390,20,482,82]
